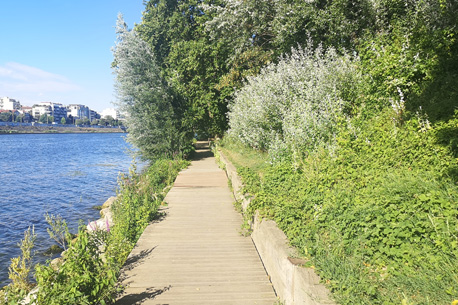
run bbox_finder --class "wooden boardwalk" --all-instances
[115,148,277,305]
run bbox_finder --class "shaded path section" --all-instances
[116,148,277,305]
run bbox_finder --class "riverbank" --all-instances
[17,158,187,304]
[0,133,133,288]
[0,125,126,134]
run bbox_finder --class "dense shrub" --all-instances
[227,44,362,161]
[226,109,458,304]
[34,229,116,305]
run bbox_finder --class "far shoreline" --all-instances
[0,125,127,134]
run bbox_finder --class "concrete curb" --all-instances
[217,150,336,305]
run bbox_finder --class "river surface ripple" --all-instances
[0,133,138,286]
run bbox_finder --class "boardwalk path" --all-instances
[116,148,277,305]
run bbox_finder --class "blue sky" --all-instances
[0,0,145,113]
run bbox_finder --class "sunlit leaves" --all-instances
[112,14,179,160]
[228,44,362,160]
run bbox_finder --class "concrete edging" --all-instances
[217,150,336,305]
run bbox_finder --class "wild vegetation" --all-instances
[2,0,457,303]
[114,0,457,303]
[0,159,188,304]
[215,0,458,303]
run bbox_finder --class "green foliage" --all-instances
[356,0,458,122]
[229,108,458,304]
[218,136,270,175]
[38,114,49,124]
[137,0,234,136]
[166,37,230,135]
[0,227,36,305]
[133,0,457,143]
[434,112,458,158]
[112,14,189,161]
[75,118,90,126]
[236,167,261,196]
[45,213,70,251]
[228,44,362,160]
[34,227,116,305]
[0,112,13,122]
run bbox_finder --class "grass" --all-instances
[218,136,270,176]
[218,111,458,304]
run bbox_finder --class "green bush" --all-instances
[34,228,116,305]
[233,109,458,304]
[227,44,362,160]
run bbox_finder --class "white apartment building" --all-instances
[0,97,21,111]
[101,108,122,120]
[90,109,100,121]
[67,104,90,120]
[32,102,67,123]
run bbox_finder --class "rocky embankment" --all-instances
[20,196,117,304]
[87,196,116,232]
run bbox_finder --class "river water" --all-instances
[0,133,138,286]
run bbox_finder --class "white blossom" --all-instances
[228,44,362,161]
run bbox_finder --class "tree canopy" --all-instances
[114,0,457,158]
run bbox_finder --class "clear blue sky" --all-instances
[0,0,145,113]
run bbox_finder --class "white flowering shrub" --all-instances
[201,0,273,57]
[227,45,362,158]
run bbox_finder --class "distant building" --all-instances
[18,107,33,122]
[101,108,119,120]
[32,104,49,118]
[0,97,21,111]
[67,104,90,120]
[32,102,67,123]
[101,108,122,120]
[20,106,33,115]
[90,110,101,121]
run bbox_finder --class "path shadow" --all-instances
[191,149,214,161]
[115,286,171,305]
[120,247,156,274]
[152,208,168,224]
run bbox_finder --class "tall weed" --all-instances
[34,227,116,305]
[0,227,36,304]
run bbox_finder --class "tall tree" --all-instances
[112,14,184,160]
[137,0,234,136]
